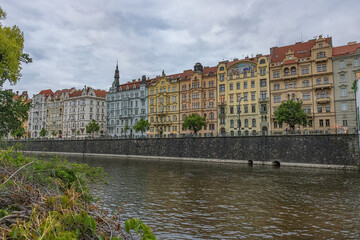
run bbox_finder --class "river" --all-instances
[69,156,360,239]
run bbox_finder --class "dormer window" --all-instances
[126,86,129,90]
[289,56,292,60]
[220,66,225,71]
[133,84,136,89]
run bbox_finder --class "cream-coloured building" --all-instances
[269,36,335,133]
[332,41,360,133]
[217,55,271,136]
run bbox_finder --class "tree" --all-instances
[86,120,100,137]
[11,126,25,139]
[182,113,207,136]
[123,124,130,138]
[39,128,47,137]
[133,119,149,137]
[0,6,32,87]
[0,90,31,138]
[274,99,308,132]
[51,130,57,137]
[0,7,32,138]
[76,129,81,136]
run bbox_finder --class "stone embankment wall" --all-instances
[6,134,360,167]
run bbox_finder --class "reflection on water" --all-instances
[69,156,360,239]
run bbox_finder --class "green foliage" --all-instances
[11,126,26,139]
[274,99,308,131]
[125,218,157,240]
[182,113,207,135]
[51,130,57,137]
[133,119,149,136]
[0,90,31,138]
[0,6,32,87]
[86,120,100,137]
[123,124,130,137]
[40,127,47,137]
[76,129,80,136]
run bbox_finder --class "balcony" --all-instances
[316,97,330,104]
[283,73,298,80]
[260,110,268,114]
[218,113,226,118]
[315,56,328,62]
[260,122,269,127]
[218,101,227,106]
[314,83,333,90]
[259,97,269,103]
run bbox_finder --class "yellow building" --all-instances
[269,36,335,133]
[148,71,180,137]
[179,63,218,136]
[217,55,271,136]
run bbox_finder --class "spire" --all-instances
[162,70,165,77]
[113,61,120,87]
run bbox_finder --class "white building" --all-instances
[29,89,53,138]
[63,86,107,138]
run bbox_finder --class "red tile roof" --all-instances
[271,37,332,63]
[39,89,53,97]
[118,80,142,91]
[69,90,82,98]
[282,59,297,65]
[333,42,360,57]
[203,66,217,75]
[94,89,107,98]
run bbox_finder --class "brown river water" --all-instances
[68,156,360,239]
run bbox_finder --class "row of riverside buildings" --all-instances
[20,35,360,139]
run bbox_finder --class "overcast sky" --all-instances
[2,0,360,97]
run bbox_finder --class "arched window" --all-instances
[284,68,290,76]
[245,119,249,127]
[260,59,266,64]
[220,66,225,71]
[291,67,296,75]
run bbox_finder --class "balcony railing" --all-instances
[314,83,333,90]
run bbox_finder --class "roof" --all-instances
[333,42,360,57]
[271,37,332,63]
[203,66,217,75]
[94,89,107,98]
[53,88,74,98]
[39,89,53,97]
[118,80,142,91]
[69,90,82,98]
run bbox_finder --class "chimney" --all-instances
[270,47,277,55]
[16,91,19,95]
[256,54,262,58]
[132,79,136,82]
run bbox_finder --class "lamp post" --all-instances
[235,97,242,136]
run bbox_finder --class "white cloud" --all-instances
[2,0,360,96]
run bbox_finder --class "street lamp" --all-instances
[235,97,243,136]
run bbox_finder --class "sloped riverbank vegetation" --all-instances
[0,145,157,239]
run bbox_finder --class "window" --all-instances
[325,119,330,127]
[260,59,266,64]
[341,88,347,97]
[209,81,214,87]
[301,67,309,74]
[203,82,206,88]
[317,64,322,72]
[340,61,345,69]
[219,66,224,71]
[291,67,296,75]
[260,68,266,76]
[229,94,234,103]
[274,121,278,128]
[251,92,256,101]
[236,82,240,90]
[251,69,255,77]
[182,104,187,110]
[303,106,311,114]
[182,94,186,101]
[323,77,328,84]
[354,58,359,67]
[302,93,311,100]
[252,118,256,127]
[219,84,225,92]
[319,119,324,127]
[260,91,267,100]
[243,93,248,101]
[219,74,225,81]
[284,68,290,76]
[245,119,249,127]
[244,105,248,113]
[318,105,322,113]
[251,81,255,88]
[274,83,280,90]
[260,79,267,87]
[343,119,348,126]
[322,64,327,71]
[340,74,345,82]
[274,95,281,103]
[252,105,256,113]
[237,94,242,102]
[244,71,247,78]
[244,82,248,89]
[209,91,215,98]
[317,52,326,58]
[230,120,234,128]
[273,71,280,78]
[204,92,206,99]
[316,78,321,85]
[302,80,309,87]
[326,105,330,112]
[342,102,347,111]
[229,83,233,91]
[230,106,234,114]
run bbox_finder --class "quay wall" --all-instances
[5,134,360,167]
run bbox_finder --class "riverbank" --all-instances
[22,150,360,171]
[0,147,157,239]
[6,134,360,168]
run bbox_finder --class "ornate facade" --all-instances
[29,89,53,138]
[332,42,360,133]
[269,36,335,133]
[179,63,218,136]
[106,64,148,137]
[217,55,270,136]
[148,71,180,137]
